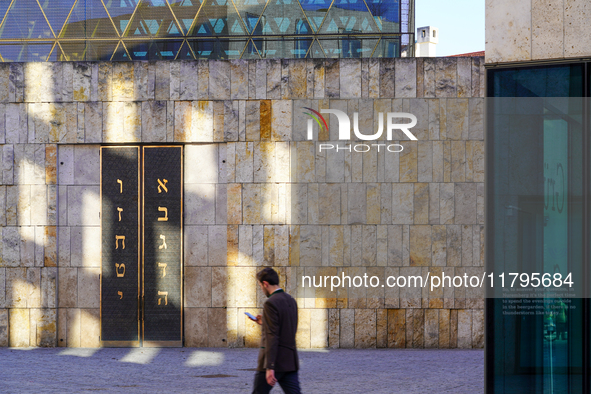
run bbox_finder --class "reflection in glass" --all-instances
[487,65,586,394]
[0,0,414,61]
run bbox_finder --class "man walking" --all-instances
[252,268,301,394]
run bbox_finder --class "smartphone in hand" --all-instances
[245,312,257,321]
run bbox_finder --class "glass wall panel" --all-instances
[487,64,586,394]
[0,0,414,61]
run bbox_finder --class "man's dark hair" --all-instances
[257,267,279,286]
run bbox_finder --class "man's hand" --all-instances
[266,369,277,386]
[255,314,263,325]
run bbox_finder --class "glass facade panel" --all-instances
[0,0,413,61]
[487,65,587,394]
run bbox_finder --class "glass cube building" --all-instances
[0,0,414,62]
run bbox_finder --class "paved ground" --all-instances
[0,347,484,393]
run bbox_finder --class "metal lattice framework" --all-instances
[0,0,414,61]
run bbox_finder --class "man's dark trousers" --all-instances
[252,371,301,394]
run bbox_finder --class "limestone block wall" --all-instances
[486,0,591,63]
[0,58,485,349]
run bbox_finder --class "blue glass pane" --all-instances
[188,39,244,59]
[103,0,140,35]
[0,0,53,39]
[366,0,399,32]
[300,0,331,32]
[125,0,183,37]
[39,0,76,35]
[87,40,119,61]
[318,0,380,34]
[233,0,267,34]
[175,40,195,59]
[152,39,184,59]
[0,43,53,62]
[189,0,244,36]
[60,41,87,61]
[112,41,131,60]
[169,0,200,34]
[492,67,584,98]
[62,0,119,38]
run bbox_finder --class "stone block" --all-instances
[185,266,211,308]
[184,183,216,225]
[40,267,56,308]
[447,225,462,267]
[310,309,328,348]
[0,309,7,346]
[207,308,227,347]
[67,186,100,226]
[245,101,260,141]
[80,308,100,347]
[184,308,208,347]
[97,62,112,101]
[455,183,477,225]
[457,58,472,98]
[256,60,267,100]
[185,145,218,184]
[440,183,455,224]
[193,101,214,142]
[391,184,413,224]
[379,59,395,98]
[395,58,417,98]
[424,309,439,348]
[485,0,532,63]
[5,104,27,143]
[19,226,35,267]
[295,308,311,349]
[413,183,429,225]
[0,268,4,308]
[2,226,20,267]
[446,99,469,141]
[74,146,100,185]
[154,61,170,101]
[44,226,57,267]
[399,141,417,182]
[209,60,231,100]
[409,226,432,266]
[0,64,9,103]
[9,63,24,103]
[387,309,406,348]
[230,60,248,100]
[9,309,29,347]
[211,267,227,308]
[354,309,376,348]
[44,144,57,185]
[58,268,78,308]
[178,61,198,100]
[435,58,457,97]
[234,267,256,308]
[141,101,167,143]
[266,59,282,100]
[73,63,92,101]
[339,59,361,99]
[30,308,56,347]
[271,100,292,141]
[78,268,99,308]
[216,184,227,224]
[472,309,484,348]
[112,62,134,101]
[469,98,484,140]
[457,309,472,348]
[340,309,361,349]
[3,144,13,185]
[184,226,208,267]
[69,226,101,268]
[103,102,141,143]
